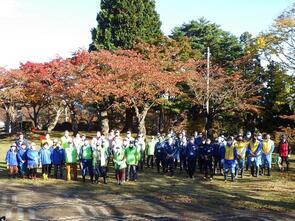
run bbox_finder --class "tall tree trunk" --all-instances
[158,107,164,133]
[205,112,214,138]
[100,109,109,135]
[4,105,17,134]
[123,108,134,132]
[134,104,150,135]
[70,105,78,135]
[47,107,63,133]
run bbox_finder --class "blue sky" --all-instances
[0,0,293,68]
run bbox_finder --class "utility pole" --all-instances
[205,47,210,136]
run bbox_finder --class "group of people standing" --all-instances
[4,129,291,184]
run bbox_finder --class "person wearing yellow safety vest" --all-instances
[223,136,238,182]
[247,134,262,177]
[261,134,274,176]
[235,134,247,178]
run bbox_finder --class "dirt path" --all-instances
[0,182,294,221]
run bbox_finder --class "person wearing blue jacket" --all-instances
[179,136,188,172]
[154,135,166,173]
[15,133,29,150]
[194,132,203,147]
[39,142,52,180]
[51,139,65,179]
[223,137,238,182]
[202,138,214,180]
[219,139,226,175]
[197,138,205,173]
[247,134,262,177]
[212,137,223,175]
[17,143,28,178]
[5,143,19,178]
[186,137,198,179]
[26,143,39,180]
[164,137,177,176]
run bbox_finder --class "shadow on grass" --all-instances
[0,165,294,220]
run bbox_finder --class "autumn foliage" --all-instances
[0,44,261,134]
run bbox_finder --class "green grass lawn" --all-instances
[0,132,294,219]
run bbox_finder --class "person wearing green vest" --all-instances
[79,140,94,183]
[146,136,156,168]
[92,139,109,184]
[125,139,140,181]
[113,145,127,185]
[64,141,78,181]
[61,130,72,149]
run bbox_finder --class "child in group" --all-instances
[79,140,94,183]
[39,142,52,180]
[135,133,146,170]
[51,139,65,179]
[186,137,198,179]
[93,139,109,184]
[5,143,19,178]
[278,135,291,172]
[223,137,238,182]
[125,139,139,181]
[65,141,78,181]
[17,143,28,178]
[146,136,156,169]
[113,145,127,185]
[202,138,214,180]
[26,143,39,179]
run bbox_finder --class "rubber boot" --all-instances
[224,172,227,182]
[103,176,107,184]
[261,167,264,176]
[240,169,243,178]
[82,176,86,183]
[95,175,99,184]
[90,176,94,184]
[43,173,46,180]
[267,168,270,176]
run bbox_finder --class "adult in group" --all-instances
[223,137,237,182]
[92,138,109,184]
[202,138,214,180]
[186,137,198,179]
[278,135,291,172]
[15,133,29,149]
[79,140,94,183]
[65,140,78,181]
[235,134,247,178]
[61,130,72,149]
[247,134,262,177]
[146,136,156,169]
[261,134,275,176]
